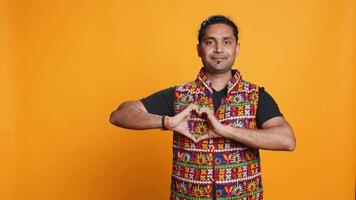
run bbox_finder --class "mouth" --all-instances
[211,57,227,60]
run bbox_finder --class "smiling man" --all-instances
[110,15,296,200]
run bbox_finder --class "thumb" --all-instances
[196,134,209,143]
[173,103,197,125]
[205,109,215,120]
[203,109,219,126]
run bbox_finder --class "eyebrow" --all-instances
[203,36,233,40]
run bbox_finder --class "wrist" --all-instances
[161,115,167,130]
[161,116,173,131]
[220,124,231,138]
[165,116,173,130]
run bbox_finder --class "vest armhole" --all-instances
[173,85,177,115]
[254,86,260,129]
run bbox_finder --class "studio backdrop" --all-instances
[0,0,355,199]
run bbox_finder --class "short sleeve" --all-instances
[256,87,283,128]
[140,86,175,117]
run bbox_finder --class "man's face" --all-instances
[197,23,239,73]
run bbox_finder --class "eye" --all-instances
[225,40,232,45]
[206,40,214,45]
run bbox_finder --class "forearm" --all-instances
[110,103,162,130]
[221,125,295,151]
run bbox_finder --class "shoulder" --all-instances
[139,86,176,116]
[257,86,276,99]
[175,81,206,95]
[161,86,175,94]
[140,86,175,103]
[175,81,196,92]
[255,86,284,126]
[237,79,259,93]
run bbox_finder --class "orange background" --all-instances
[1,0,355,199]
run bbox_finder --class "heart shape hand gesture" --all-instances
[168,104,227,143]
[168,103,200,142]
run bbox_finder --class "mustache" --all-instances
[211,56,228,59]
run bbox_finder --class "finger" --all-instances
[179,103,195,118]
[207,128,216,135]
[174,128,194,140]
[198,106,205,115]
[198,106,208,116]
[190,104,201,116]
[205,110,214,120]
[203,109,215,122]
[207,128,222,137]
[196,134,210,143]
[182,123,198,142]
[205,109,217,122]
[204,107,214,114]
[199,106,213,115]
[189,103,201,113]
[186,134,197,143]
[184,104,200,120]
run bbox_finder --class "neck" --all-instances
[205,68,232,91]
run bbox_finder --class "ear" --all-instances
[196,43,202,57]
[235,42,240,56]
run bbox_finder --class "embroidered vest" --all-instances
[170,67,263,200]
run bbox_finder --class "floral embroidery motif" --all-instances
[192,185,207,198]
[194,122,208,137]
[195,152,209,165]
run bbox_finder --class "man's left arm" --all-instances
[197,108,296,151]
[221,116,296,151]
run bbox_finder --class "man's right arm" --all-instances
[109,86,201,142]
[109,100,162,130]
[110,86,176,130]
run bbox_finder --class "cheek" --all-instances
[228,49,237,57]
[202,50,214,58]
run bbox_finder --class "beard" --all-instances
[202,57,235,74]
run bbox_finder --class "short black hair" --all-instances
[198,15,239,44]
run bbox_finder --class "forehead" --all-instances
[203,23,234,39]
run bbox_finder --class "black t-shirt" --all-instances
[140,86,283,129]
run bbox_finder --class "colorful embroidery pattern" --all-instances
[170,67,263,200]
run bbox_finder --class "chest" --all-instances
[174,83,259,138]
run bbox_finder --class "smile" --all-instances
[211,57,227,59]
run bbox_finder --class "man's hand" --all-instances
[168,104,228,143]
[168,103,200,143]
[195,106,225,143]
[194,106,296,151]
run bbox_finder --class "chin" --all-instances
[206,65,231,73]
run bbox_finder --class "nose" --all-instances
[213,42,224,53]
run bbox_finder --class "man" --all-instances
[110,15,296,200]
